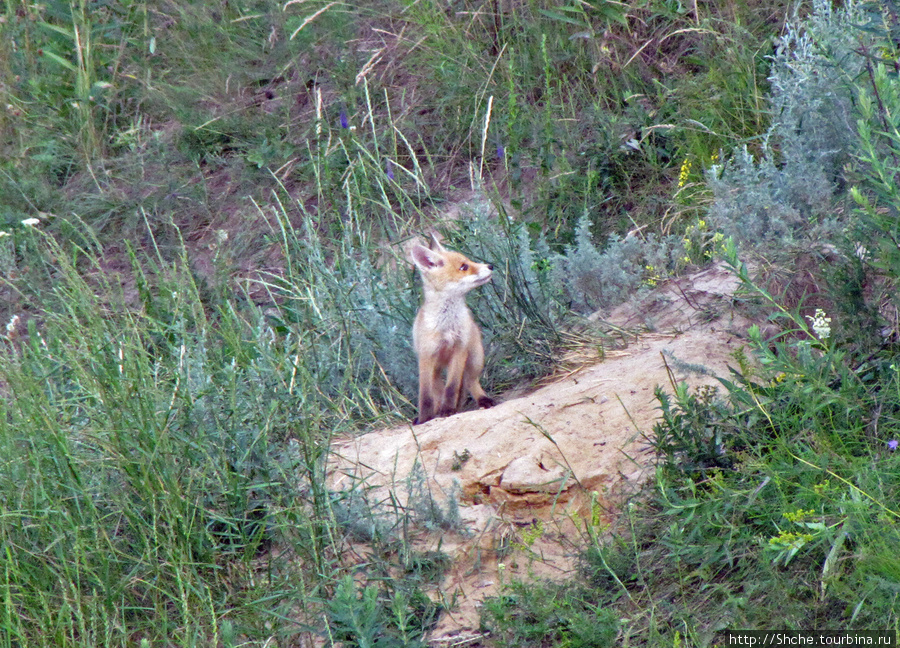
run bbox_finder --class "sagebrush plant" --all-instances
[261,200,417,420]
[435,202,694,382]
[548,213,686,314]
[404,461,463,532]
[436,204,570,390]
[707,0,871,244]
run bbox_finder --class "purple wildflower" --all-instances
[385,159,394,180]
[889,439,898,451]
[339,108,348,129]
[496,144,505,160]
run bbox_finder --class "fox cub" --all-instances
[410,237,496,424]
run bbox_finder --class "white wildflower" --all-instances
[21,218,40,227]
[0,231,10,238]
[5,314,20,336]
[807,308,832,340]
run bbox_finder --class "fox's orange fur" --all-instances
[409,237,496,424]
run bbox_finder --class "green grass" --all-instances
[5,0,900,645]
[0,227,337,644]
[1,0,782,240]
[484,239,900,645]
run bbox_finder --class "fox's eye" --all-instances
[460,263,469,271]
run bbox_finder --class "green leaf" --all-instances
[39,49,78,73]
[539,9,588,28]
[36,21,76,40]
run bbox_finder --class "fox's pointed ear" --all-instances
[430,234,446,252]
[410,244,444,270]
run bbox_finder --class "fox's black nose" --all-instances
[487,264,493,270]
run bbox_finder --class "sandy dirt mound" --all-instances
[329,262,756,642]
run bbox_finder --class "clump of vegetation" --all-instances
[0,230,329,644]
[324,574,440,648]
[707,0,870,244]
[547,214,686,313]
[574,249,900,636]
[481,578,619,648]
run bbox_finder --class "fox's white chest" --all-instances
[414,298,474,349]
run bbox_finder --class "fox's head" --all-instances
[410,236,493,297]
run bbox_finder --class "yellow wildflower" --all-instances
[678,158,692,188]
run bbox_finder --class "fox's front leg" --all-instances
[439,348,468,418]
[415,354,440,425]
